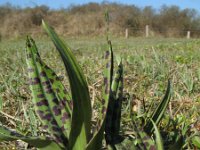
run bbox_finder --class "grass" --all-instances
[0,36,200,149]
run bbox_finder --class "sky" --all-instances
[0,0,200,11]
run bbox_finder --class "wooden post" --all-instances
[125,28,129,39]
[187,31,190,39]
[145,25,149,38]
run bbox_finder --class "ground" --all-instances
[0,36,200,149]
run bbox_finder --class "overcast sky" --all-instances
[0,0,199,11]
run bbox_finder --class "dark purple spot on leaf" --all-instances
[36,99,48,106]
[54,136,63,144]
[69,100,73,108]
[36,110,44,117]
[61,126,65,131]
[104,77,108,85]
[51,120,57,126]
[52,98,59,104]
[102,99,106,105]
[52,126,60,132]
[42,113,52,121]
[41,81,49,86]
[10,131,24,137]
[61,112,70,123]
[46,88,53,94]
[106,62,110,68]
[59,100,65,109]
[53,106,61,116]
[40,71,46,77]
[101,106,107,114]
[29,77,40,85]
[105,85,109,94]
[105,51,110,59]
[49,79,54,84]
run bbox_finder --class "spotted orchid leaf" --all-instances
[26,37,69,148]
[27,37,72,139]
[105,58,123,144]
[131,120,156,150]
[0,125,62,150]
[86,43,113,150]
[42,20,92,150]
[111,60,123,142]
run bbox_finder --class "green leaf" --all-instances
[26,37,69,148]
[42,20,92,150]
[42,57,72,138]
[144,80,171,134]
[111,60,123,139]
[0,125,62,150]
[85,120,105,150]
[105,59,124,144]
[151,120,164,150]
[86,44,114,150]
[131,122,156,150]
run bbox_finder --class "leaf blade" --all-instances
[144,80,171,134]
[86,43,113,149]
[42,20,92,149]
[0,125,62,150]
[26,37,68,147]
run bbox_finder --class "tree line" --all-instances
[1,2,200,39]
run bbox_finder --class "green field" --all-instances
[0,36,200,149]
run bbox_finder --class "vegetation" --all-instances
[0,19,200,149]
[1,2,200,39]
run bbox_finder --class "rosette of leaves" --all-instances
[0,21,124,150]
[0,20,177,150]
